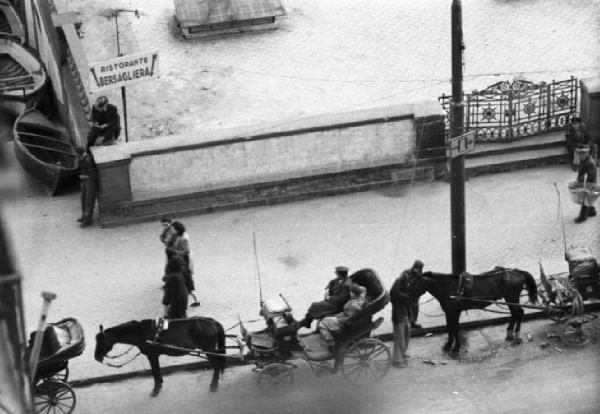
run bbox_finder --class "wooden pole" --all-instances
[28,291,57,379]
[450,0,466,276]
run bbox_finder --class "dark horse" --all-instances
[95,317,226,396]
[410,268,537,358]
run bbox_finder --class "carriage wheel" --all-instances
[560,316,598,347]
[256,363,295,395]
[49,365,69,382]
[33,380,76,414]
[341,338,391,386]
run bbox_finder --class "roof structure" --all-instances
[174,0,286,38]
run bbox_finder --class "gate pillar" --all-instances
[579,77,600,143]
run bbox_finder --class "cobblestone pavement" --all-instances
[68,0,600,139]
[73,318,600,414]
[3,162,599,381]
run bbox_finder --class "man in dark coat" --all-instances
[399,260,424,329]
[162,257,188,319]
[86,96,121,149]
[575,147,598,223]
[298,266,353,329]
[390,266,413,368]
[76,147,98,228]
[566,117,597,168]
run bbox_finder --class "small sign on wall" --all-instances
[88,51,159,93]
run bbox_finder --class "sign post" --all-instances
[88,51,159,142]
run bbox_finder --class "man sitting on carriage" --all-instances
[298,266,353,329]
[318,284,367,348]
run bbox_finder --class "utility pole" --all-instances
[450,0,466,276]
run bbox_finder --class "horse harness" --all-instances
[457,267,509,297]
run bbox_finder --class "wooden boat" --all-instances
[13,109,79,196]
[0,33,47,116]
[0,0,25,41]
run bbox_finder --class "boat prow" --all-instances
[13,109,80,196]
[0,0,25,42]
[0,33,48,116]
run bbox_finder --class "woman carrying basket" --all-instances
[574,146,598,223]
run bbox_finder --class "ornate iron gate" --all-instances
[439,77,578,142]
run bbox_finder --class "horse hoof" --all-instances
[512,338,523,346]
[150,389,160,398]
[442,344,451,352]
[449,351,459,359]
[505,335,514,342]
[209,383,218,393]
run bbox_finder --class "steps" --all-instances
[465,131,569,177]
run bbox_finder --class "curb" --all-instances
[70,302,600,388]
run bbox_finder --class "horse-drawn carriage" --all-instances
[239,268,392,393]
[537,246,600,347]
[29,317,85,414]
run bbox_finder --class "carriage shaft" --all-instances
[449,296,565,311]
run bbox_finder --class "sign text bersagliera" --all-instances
[89,51,159,93]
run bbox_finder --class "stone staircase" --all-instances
[465,131,569,177]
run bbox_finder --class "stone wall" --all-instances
[93,101,445,226]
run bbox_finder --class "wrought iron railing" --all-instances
[440,77,578,142]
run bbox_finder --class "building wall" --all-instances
[92,102,445,225]
[128,116,415,198]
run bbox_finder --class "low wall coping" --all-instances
[92,100,444,165]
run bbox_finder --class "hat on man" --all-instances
[335,265,349,274]
[413,260,424,269]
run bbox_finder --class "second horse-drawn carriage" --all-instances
[239,268,392,393]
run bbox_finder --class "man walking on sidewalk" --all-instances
[574,146,598,223]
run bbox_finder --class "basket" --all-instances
[568,181,600,206]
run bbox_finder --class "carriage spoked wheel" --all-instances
[560,315,598,348]
[341,338,391,386]
[33,380,76,414]
[256,363,295,395]
[49,366,69,382]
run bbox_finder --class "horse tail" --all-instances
[216,321,226,377]
[519,269,538,304]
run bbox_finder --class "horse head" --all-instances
[94,324,115,362]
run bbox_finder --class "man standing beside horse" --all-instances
[399,260,424,329]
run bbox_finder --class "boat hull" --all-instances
[0,33,47,116]
[0,0,25,42]
[13,109,79,196]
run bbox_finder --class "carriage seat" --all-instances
[344,269,389,327]
[246,329,278,353]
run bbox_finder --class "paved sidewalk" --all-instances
[3,159,599,381]
[73,318,600,414]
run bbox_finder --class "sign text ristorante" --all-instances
[89,51,159,93]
